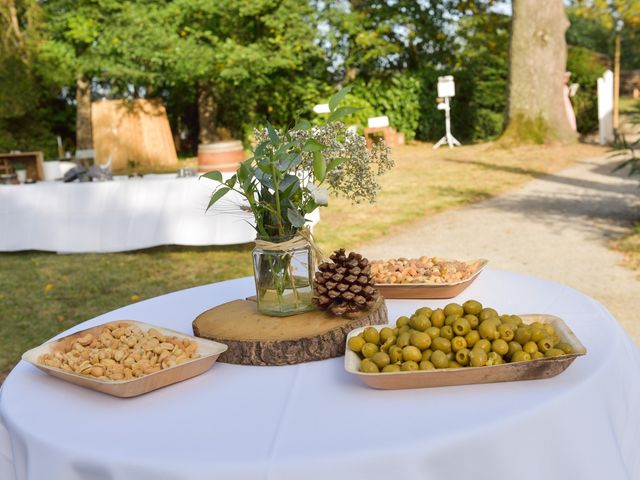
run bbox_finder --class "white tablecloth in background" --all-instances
[0,175,318,253]
[1,269,639,480]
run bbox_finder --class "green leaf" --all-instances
[313,151,326,182]
[206,187,230,211]
[327,157,349,172]
[279,174,299,193]
[287,208,306,228]
[302,138,325,153]
[329,85,353,112]
[293,118,311,130]
[225,176,236,188]
[200,171,223,182]
[254,140,270,159]
[328,106,361,123]
[266,122,279,145]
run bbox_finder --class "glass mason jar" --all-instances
[252,235,315,316]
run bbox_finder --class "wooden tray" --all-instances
[22,321,228,398]
[373,259,488,299]
[193,297,388,366]
[345,314,586,389]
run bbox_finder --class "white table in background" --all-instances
[1,269,639,480]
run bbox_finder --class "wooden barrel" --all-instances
[197,141,243,173]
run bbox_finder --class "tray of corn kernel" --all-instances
[344,300,586,390]
[22,320,228,397]
[370,257,488,299]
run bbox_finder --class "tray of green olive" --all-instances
[344,300,586,389]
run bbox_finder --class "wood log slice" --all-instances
[192,297,388,366]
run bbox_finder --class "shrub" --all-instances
[567,46,607,134]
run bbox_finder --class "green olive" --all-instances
[556,342,573,354]
[510,315,523,326]
[361,342,379,358]
[462,299,483,315]
[452,317,471,336]
[507,341,522,358]
[362,327,380,345]
[444,303,464,317]
[379,327,395,343]
[393,327,399,336]
[511,350,531,362]
[397,332,412,348]
[531,351,545,360]
[522,341,538,354]
[530,327,546,343]
[445,351,455,361]
[543,323,556,336]
[389,345,403,363]
[479,308,499,321]
[478,320,498,340]
[492,339,509,356]
[398,325,412,335]
[410,332,432,350]
[402,345,422,362]
[464,314,480,329]
[475,339,492,354]
[382,364,401,373]
[486,351,503,366]
[421,349,433,361]
[448,361,462,369]
[401,360,419,371]
[430,350,449,369]
[440,325,454,340]
[514,326,532,344]
[425,326,441,339]
[444,314,459,326]
[497,324,514,342]
[419,360,435,370]
[455,348,470,366]
[416,307,433,318]
[380,336,396,352]
[410,315,431,332]
[464,330,480,348]
[469,347,488,367]
[360,358,379,373]
[544,348,564,358]
[432,337,452,354]
[430,309,445,328]
[347,336,366,353]
[371,352,391,369]
[451,336,467,352]
[537,337,554,353]
[396,316,410,328]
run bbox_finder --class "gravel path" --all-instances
[360,154,640,343]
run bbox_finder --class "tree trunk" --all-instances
[75,75,93,150]
[197,83,219,144]
[502,0,576,144]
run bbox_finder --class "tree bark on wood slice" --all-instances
[502,0,576,144]
[192,297,388,366]
[76,75,93,150]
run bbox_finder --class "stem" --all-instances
[271,159,284,237]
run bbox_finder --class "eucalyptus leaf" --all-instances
[287,208,306,228]
[206,187,230,211]
[328,106,361,123]
[279,174,299,192]
[225,176,237,188]
[266,122,279,145]
[302,138,325,152]
[327,157,349,172]
[200,170,223,182]
[313,151,326,182]
[293,118,311,130]
[328,85,353,112]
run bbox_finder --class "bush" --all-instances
[567,46,607,134]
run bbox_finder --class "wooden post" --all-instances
[613,32,621,135]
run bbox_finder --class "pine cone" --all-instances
[313,249,380,319]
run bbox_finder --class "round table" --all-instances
[2,269,639,480]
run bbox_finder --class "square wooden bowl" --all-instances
[373,259,488,299]
[22,320,228,397]
[345,314,586,389]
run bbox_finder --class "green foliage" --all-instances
[566,46,607,133]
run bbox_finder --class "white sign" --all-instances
[313,104,330,114]
[367,116,389,128]
[437,76,455,98]
[597,70,614,145]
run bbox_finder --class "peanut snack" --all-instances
[37,323,200,381]
[370,257,481,284]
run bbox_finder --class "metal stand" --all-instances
[433,97,461,149]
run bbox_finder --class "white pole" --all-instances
[598,69,614,145]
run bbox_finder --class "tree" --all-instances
[502,0,576,143]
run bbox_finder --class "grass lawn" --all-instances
[0,141,606,379]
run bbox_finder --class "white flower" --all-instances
[310,185,329,206]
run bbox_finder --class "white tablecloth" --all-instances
[0,175,318,253]
[1,269,639,480]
